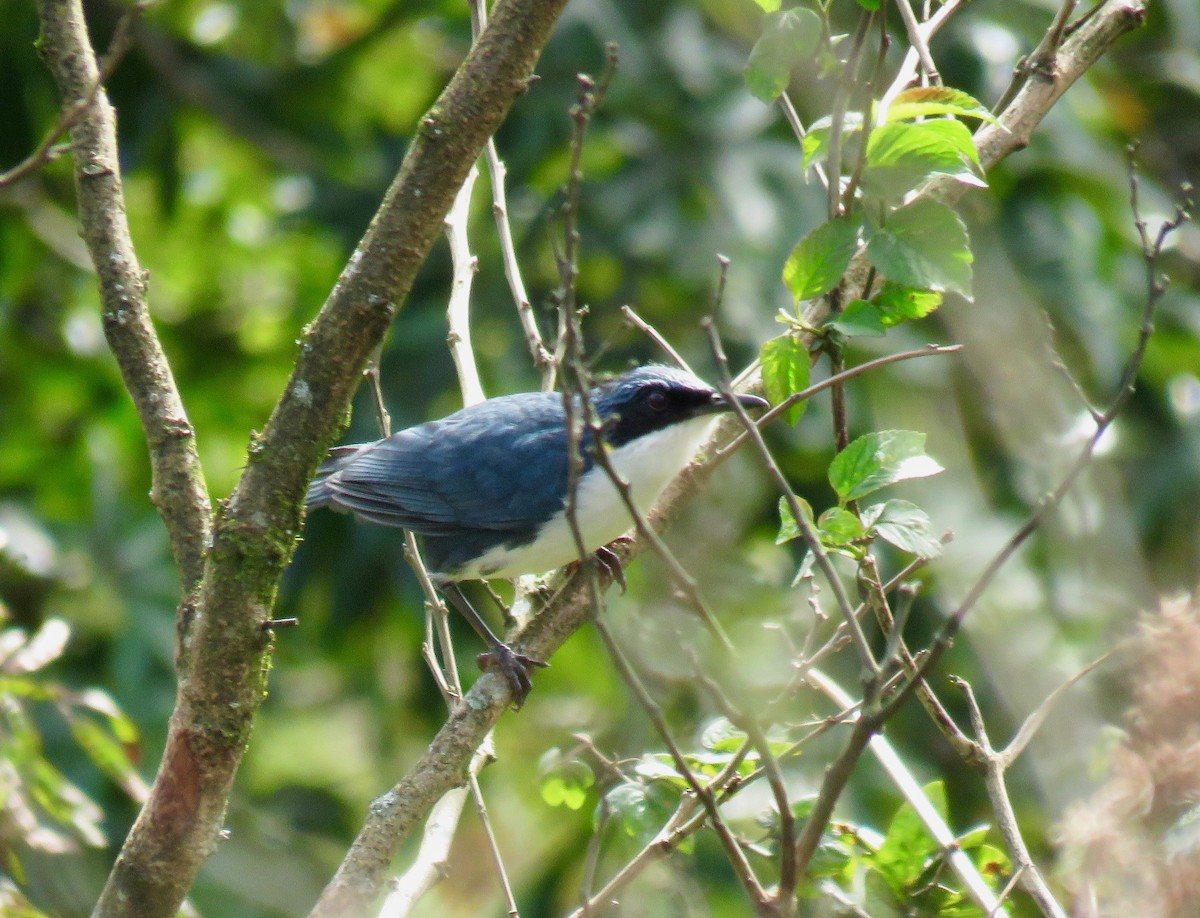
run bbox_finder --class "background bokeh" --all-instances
[1,0,1199,915]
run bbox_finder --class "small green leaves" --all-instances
[885,86,999,125]
[760,335,811,425]
[745,8,822,102]
[862,499,943,558]
[829,430,943,503]
[782,215,861,301]
[538,748,595,810]
[866,199,974,299]
[872,781,947,891]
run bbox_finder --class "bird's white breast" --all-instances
[461,414,719,579]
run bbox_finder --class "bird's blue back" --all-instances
[308,391,575,574]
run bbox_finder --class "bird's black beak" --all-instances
[708,390,770,414]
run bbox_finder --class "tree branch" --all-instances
[69,0,572,914]
[35,0,211,593]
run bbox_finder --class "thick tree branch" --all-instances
[35,0,211,592]
[70,0,571,915]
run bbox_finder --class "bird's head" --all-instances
[591,365,769,447]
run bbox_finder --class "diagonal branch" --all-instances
[35,0,211,594]
[42,0,573,915]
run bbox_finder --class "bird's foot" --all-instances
[595,544,627,594]
[476,643,548,709]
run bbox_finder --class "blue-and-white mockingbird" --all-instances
[305,365,768,703]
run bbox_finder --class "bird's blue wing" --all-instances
[315,392,571,536]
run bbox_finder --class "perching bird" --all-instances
[305,365,768,704]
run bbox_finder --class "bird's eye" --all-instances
[647,390,668,412]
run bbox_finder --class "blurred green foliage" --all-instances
[1,0,1199,915]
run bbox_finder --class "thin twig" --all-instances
[893,0,941,86]
[878,0,970,117]
[952,677,1063,918]
[620,305,693,374]
[807,670,1008,917]
[717,344,962,457]
[1,2,154,188]
[445,163,485,406]
[705,320,879,676]
[591,615,772,912]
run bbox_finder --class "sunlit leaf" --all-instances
[818,506,865,548]
[886,86,999,124]
[866,199,974,299]
[829,430,944,503]
[760,335,811,425]
[782,216,860,301]
[701,717,747,753]
[870,781,947,890]
[863,120,983,199]
[862,499,943,558]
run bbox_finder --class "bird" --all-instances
[305,364,768,705]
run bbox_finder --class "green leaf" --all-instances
[776,495,814,544]
[801,111,864,173]
[955,824,992,851]
[782,216,860,301]
[701,717,748,753]
[828,430,944,502]
[760,335,811,425]
[886,86,999,124]
[745,8,822,102]
[856,0,882,9]
[634,754,689,786]
[752,0,781,9]
[601,781,676,841]
[538,748,595,810]
[862,120,983,200]
[817,506,865,549]
[866,199,974,299]
[973,842,1013,880]
[871,781,947,890]
[828,299,886,337]
[871,282,942,327]
[863,499,943,558]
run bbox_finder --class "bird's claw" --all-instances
[476,643,548,708]
[595,544,627,594]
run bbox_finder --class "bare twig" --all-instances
[878,0,970,117]
[952,677,1064,918]
[465,0,552,383]
[705,321,878,676]
[376,743,495,918]
[717,344,962,457]
[892,0,941,86]
[35,0,211,594]
[807,670,1008,917]
[568,740,755,918]
[620,305,694,374]
[1,3,152,188]
[590,616,772,912]
[445,163,486,406]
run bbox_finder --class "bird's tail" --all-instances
[305,445,366,510]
